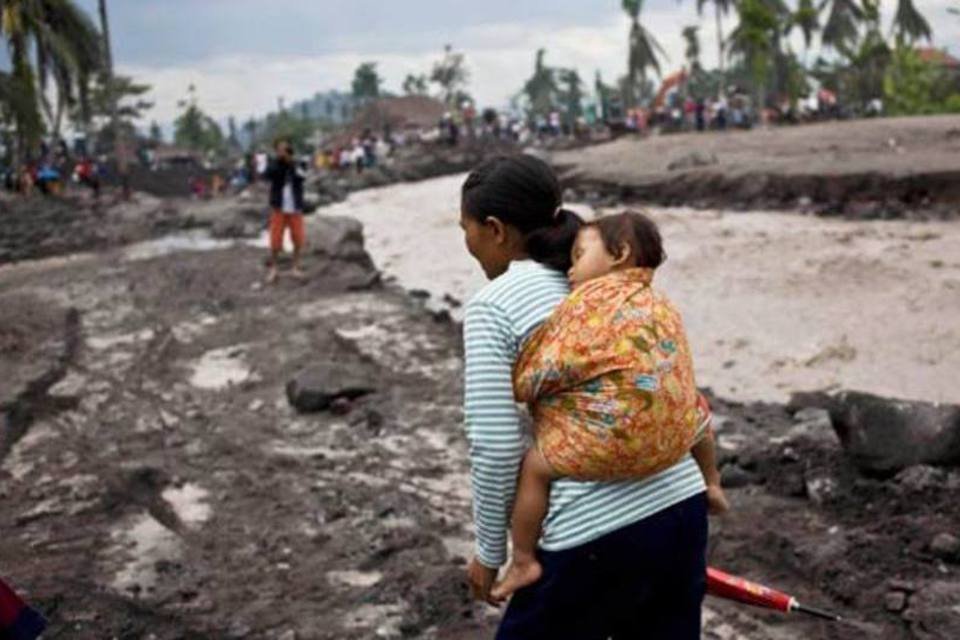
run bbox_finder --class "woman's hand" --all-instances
[466,557,500,605]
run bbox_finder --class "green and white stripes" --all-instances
[463,260,705,568]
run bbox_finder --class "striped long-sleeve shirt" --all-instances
[463,259,706,568]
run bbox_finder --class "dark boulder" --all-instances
[305,215,380,290]
[790,390,960,474]
[902,581,960,639]
[286,363,375,413]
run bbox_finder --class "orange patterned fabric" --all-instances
[514,268,707,481]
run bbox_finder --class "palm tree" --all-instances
[1,0,101,159]
[558,68,584,127]
[819,0,864,55]
[758,0,793,105]
[787,0,820,63]
[622,0,666,107]
[523,49,558,119]
[728,0,779,115]
[892,0,932,43]
[696,0,734,97]
[681,26,701,99]
[682,25,702,73]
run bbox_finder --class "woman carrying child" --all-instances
[460,155,724,640]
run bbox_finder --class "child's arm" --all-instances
[692,427,730,515]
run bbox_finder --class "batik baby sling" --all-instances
[513,268,707,480]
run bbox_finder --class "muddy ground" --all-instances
[1,230,484,639]
[553,115,960,219]
[2,121,960,639]
[1,213,956,640]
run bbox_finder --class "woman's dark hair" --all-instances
[589,210,666,269]
[461,154,583,272]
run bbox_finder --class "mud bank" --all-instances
[311,139,521,208]
[1,221,484,639]
[553,115,960,219]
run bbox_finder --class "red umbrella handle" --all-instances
[707,567,794,613]
[706,567,842,621]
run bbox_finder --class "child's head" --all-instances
[568,210,665,287]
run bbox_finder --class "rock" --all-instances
[666,151,719,172]
[888,578,917,593]
[885,591,908,612]
[210,217,260,239]
[305,216,380,289]
[794,407,831,425]
[248,399,265,413]
[804,472,837,505]
[895,465,947,492]
[365,410,384,434]
[720,464,756,488]
[286,363,375,413]
[902,580,960,639]
[929,533,960,561]
[329,397,353,416]
[785,407,835,444]
[789,390,960,474]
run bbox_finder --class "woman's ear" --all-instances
[485,216,508,245]
[612,241,633,266]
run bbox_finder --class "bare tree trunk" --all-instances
[99,0,130,199]
[53,96,65,142]
[716,3,725,98]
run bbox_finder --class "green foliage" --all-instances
[523,49,559,117]
[255,110,319,150]
[787,0,820,52]
[149,120,163,143]
[623,0,666,106]
[893,0,932,43]
[173,86,223,153]
[558,68,584,125]
[820,0,864,54]
[682,25,701,72]
[402,73,428,96]
[351,62,381,102]
[74,72,152,137]
[1,0,102,157]
[883,44,960,115]
[728,0,778,100]
[430,45,470,107]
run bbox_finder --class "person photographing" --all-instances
[264,138,307,283]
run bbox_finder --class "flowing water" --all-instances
[319,174,960,405]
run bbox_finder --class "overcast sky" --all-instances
[73,0,960,126]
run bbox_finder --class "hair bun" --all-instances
[527,208,584,272]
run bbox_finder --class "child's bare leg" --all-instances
[491,447,557,601]
[692,428,729,514]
